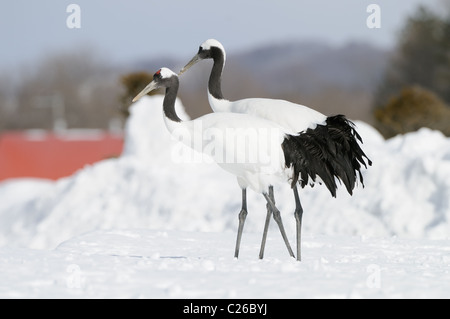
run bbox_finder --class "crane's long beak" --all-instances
[132,81,159,102]
[179,54,201,75]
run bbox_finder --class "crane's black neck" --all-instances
[163,77,182,123]
[209,47,225,100]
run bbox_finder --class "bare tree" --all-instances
[2,47,124,131]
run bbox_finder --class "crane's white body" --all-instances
[165,109,289,193]
[208,94,327,134]
[207,93,328,190]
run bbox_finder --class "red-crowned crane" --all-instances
[179,39,372,261]
[133,68,298,259]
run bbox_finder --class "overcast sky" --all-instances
[0,0,443,71]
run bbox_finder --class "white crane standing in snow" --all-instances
[179,39,372,261]
[133,68,300,259]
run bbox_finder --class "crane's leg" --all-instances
[293,186,303,262]
[263,192,295,259]
[234,188,248,258]
[259,186,274,259]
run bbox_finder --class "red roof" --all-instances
[0,130,124,181]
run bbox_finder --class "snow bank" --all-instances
[0,95,449,249]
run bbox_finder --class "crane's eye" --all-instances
[198,46,203,53]
[154,69,162,80]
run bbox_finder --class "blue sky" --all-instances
[0,0,442,71]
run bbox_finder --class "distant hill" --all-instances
[230,40,389,94]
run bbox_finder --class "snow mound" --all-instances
[0,95,449,249]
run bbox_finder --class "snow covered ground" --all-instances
[1,229,449,298]
[0,95,449,298]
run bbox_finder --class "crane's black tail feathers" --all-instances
[282,115,372,197]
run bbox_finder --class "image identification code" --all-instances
[183,303,267,316]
